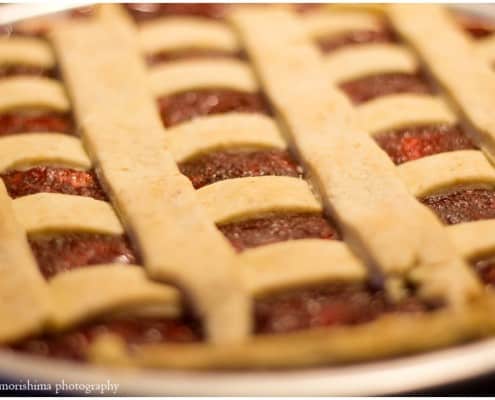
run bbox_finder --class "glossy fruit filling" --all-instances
[255,283,432,334]
[0,112,74,136]
[318,29,396,53]
[375,124,476,165]
[30,234,137,279]
[340,72,433,105]
[13,317,201,361]
[1,167,107,200]
[421,188,495,225]
[218,213,340,252]
[0,65,55,78]
[147,49,243,65]
[158,89,271,127]
[179,149,304,189]
[473,257,495,286]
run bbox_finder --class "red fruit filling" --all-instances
[0,112,74,136]
[340,72,433,104]
[147,49,244,65]
[30,234,137,279]
[0,65,55,78]
[219,213,339,252]
[318,29,396,53]
[158,89,271,127]
[375,124,476,165]
[13,317,200,361]
[179,149,304,189]
[1,167,107,200]
[255,283,432,334]
[421,188,495,225]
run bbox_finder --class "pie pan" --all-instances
[1,3,495,396]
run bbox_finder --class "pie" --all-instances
[2,3,495,371]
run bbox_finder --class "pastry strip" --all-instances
[449,220,495,260]
[139,17,239,55]
[388,5,495,163]
[48,265,180,331]
[0,36,55,68]
[231,8,480,305]
[323,43,417,83]
[398,150,495,197]
[150,59,258,97]
[0,181,49,342]
[197,176,321,224]
[51,16,250,344]
[302,11,382,39]
[0,77,69,114]
[167,113,286,163]
[13,193,124,235]
[476,35,495,63]
[0,133,91,172]
[241,239,366,295]
[358,94,457,135]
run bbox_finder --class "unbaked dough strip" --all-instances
[51,13,251,344]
